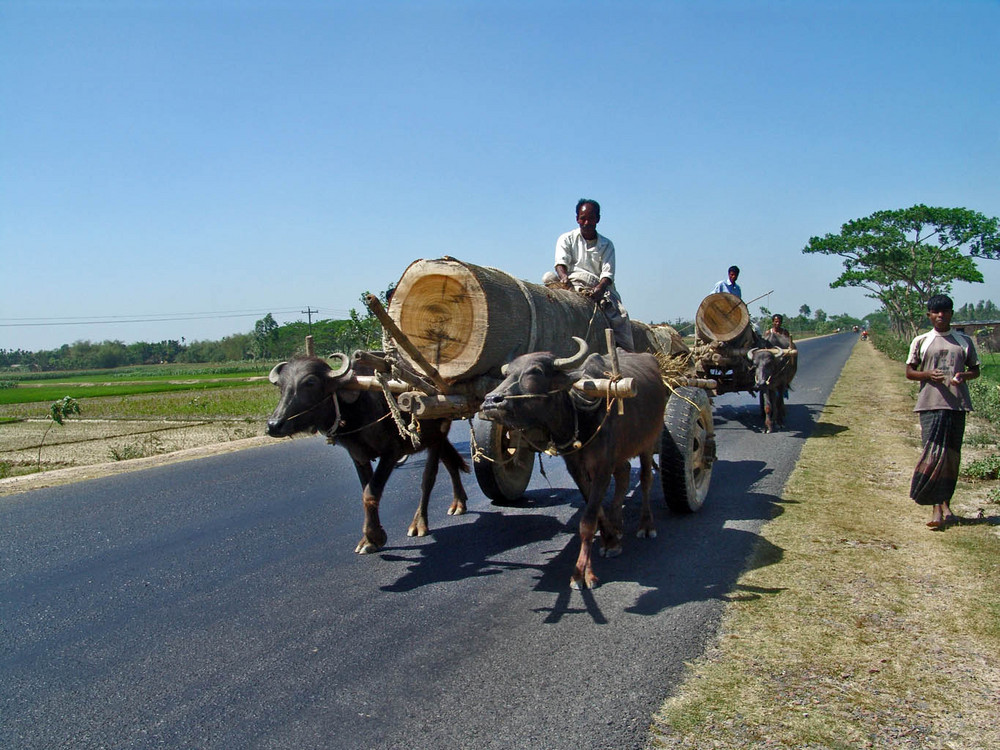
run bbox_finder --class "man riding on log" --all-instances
[543,198,634,351]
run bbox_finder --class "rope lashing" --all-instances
[377,370,421,448]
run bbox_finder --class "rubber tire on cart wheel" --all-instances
[661,386,714,513]
[472,417,535,504]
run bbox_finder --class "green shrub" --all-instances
[962,454,1000,480]
[970,377,1000,425]
[871,333,909,362]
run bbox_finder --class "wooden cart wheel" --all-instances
[660,386,714,513]
[472,417,535,504]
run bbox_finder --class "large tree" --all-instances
[803,205,999,336]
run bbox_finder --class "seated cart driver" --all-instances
[543,198,634,351]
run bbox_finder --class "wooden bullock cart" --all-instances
[330,257,717,512]
[688,292,762,396]
[688,292,796,397]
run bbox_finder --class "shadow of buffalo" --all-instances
[376,454,789,624]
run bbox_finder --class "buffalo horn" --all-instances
[268,362,287,384]
[746,348,759,362]
[553,337,589,371]
[326,352,352,379]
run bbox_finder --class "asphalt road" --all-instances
[1,333,858,750]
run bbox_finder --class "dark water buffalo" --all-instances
[749,331,797,433]
[479,337,667,589]
[266,355,469,553]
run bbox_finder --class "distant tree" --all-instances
[814,309,828,323]
[799,304,811,318]
[803,205,998,337]
[250,313,279,359]
[347,285,396,352]
[955,299,999,321]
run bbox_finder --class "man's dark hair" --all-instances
[728,265,740,276]
[576,198,600,218]
[772,314,783,323]
[927,294,954,312]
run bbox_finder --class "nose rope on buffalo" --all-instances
[282,393,335,425]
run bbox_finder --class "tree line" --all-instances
[0,292,390,372]
[5,208,999,373]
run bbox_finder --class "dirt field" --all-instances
[0,417,275,496]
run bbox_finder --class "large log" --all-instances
[695,292,756,348]
[387,258,614,383]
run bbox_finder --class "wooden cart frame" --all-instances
[320,294,717,513]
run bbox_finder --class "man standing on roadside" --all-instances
[543,198,634,351]
[905,294,980,529]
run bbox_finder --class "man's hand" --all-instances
[587,280,609,300]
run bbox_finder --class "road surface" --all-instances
[1,333,858,749]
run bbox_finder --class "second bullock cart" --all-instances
[689,292,763,396]
[338,257,718,512]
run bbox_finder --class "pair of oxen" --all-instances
[266,337,665,590]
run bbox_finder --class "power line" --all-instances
[301,307,318,335]
[0,307,353,328]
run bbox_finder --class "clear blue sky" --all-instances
[2,0,998,352]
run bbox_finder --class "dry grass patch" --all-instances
[651,342,1000,749]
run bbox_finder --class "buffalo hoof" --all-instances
[407,518,429,538]
[355,528,387,554]
[447,499,467,516]
[570,574,599,590]
[599,543,622,559]
[636,527,657,539]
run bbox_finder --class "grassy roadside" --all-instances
[651,341,1000,749]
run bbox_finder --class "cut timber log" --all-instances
[387,257,612,383]
[696,292,754,346]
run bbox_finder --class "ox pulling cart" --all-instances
[320,257,718,514]
[687,291,798,432]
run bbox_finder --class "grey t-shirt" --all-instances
[906,328,979,412]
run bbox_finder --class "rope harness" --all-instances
[472,369,624,460]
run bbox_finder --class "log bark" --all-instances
[631,320,689,357]
[387,258,613,383]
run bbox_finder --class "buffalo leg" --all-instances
[761,391,773,433]
[573,474,612,589]
[439,435,469,517]
[355,456,397,554]
[599,460,630,558]
[408,444,441,538]
[636,452,657,539]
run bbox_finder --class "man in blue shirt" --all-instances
[713,265,741,298]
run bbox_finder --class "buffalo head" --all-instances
[266,354,356,437]
[480,337,590,430]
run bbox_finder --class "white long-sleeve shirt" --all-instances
[554,228,616,288]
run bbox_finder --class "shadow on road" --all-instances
[378,455,792,625]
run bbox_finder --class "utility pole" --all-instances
[302,307,318,336]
